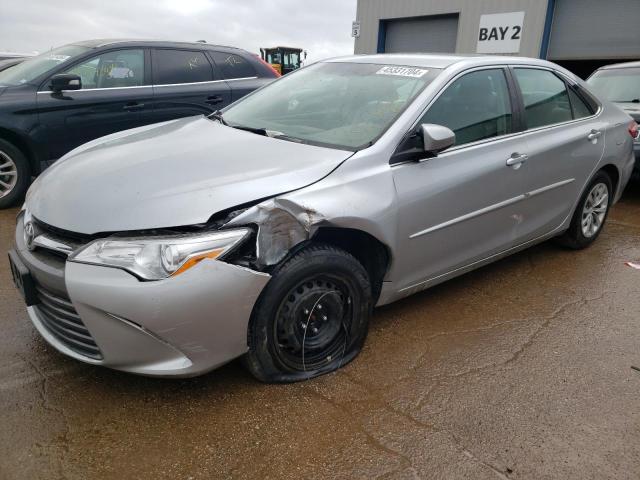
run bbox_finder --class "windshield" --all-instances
[587,67,640,103]
[0,45,90,86]
[222,62,441,150]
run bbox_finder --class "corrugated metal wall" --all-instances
[354,0,549,57]
[547,0,640,60]
[384,14,459,53]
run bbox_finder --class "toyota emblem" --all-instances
[24,221,36,251]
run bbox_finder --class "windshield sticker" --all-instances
[376,66,428,78]
[44,54,71,63]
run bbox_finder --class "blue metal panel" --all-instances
[377,20,387,53]
[539,0,556,58]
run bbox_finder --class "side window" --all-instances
[514,68,573,129]
[211,52,256,80]
[420,69,512,147]
[568,87,594,119]
[65,49,145,89]
[153,50,213,85]
[284,51,300,70]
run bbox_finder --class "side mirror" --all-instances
[50,74,81,92]
[420,124,455,155]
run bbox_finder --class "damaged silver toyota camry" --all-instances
[9,54,637,382]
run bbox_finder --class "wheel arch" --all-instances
[0,127,40,175]
[311,227,391,303]
[598,164,620,197]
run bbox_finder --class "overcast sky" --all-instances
[0,0,357,62]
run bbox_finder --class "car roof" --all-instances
[0,51,34,58]
[596,60,640,70]
[69,39,245,52]
[326,53,562,69]
[262,46,304,51]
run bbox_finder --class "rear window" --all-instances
[211,52,256,79]
[153,49,213,85]
[587,67,640,103]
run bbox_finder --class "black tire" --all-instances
[556,170,613,249]
[244,243,372,383]
[0,139,30,209]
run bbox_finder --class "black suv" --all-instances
[0,39,279,207]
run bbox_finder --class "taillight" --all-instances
[629,121,640,141]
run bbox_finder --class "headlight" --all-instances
[69,229,250,280]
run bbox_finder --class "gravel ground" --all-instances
[1,185,639,480]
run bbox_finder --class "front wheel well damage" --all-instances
[218,200,391,301]
[311,227,390,303]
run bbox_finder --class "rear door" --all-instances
[210,51,267,102]
[392,67,530,291]
[150,48,231,123]
[36,48,153,161]
[510,67,606,242]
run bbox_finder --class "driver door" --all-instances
[36,48,153,162]
[391,68,530,291]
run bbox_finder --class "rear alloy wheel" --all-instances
[581,182,609,238]
[0,139,30,209]
[244,244,372,383]
[556,171,612,249]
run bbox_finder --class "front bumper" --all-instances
[13,214,270,377]
[634,142,640,175]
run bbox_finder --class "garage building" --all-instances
[353,0,640,78]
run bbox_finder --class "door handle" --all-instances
[206,95,223,105]
[123,102,144,112]
[587,130,602,141]
[506,153,528,168]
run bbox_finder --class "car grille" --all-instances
[33,284,102,360]
[32,218,88,260]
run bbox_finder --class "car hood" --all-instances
[26,116,352,235]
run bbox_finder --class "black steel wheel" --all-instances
[245,243,372,383]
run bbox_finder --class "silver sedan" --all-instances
[9,54,637,382]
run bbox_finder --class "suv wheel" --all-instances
[244,244,372,383]
[0,139,30,209]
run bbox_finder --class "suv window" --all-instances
[514,68,573,129]
[153,49,213,85]
[211,52,256,80]
[419,69,512,147]
[587,67,640,103]
[64,49,145,89]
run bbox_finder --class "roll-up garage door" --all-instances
[547,0,640,60]
[384,14,459,54]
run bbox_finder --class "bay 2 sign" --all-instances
[476,11,525,54]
